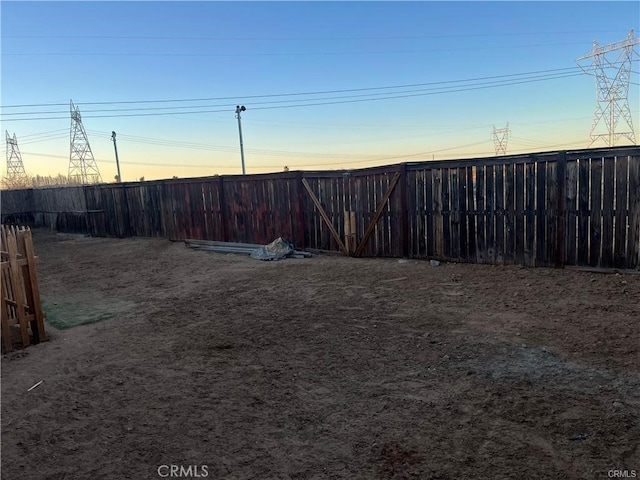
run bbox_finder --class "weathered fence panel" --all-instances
[2,146,638,269]
[0,189,35,225]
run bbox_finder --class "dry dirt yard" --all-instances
[1,229,639,480]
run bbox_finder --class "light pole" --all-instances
[111,131,122,182]
[235,105,247,175]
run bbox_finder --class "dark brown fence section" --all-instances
[0,189,34,225]
[33,187,86,233]
[1,146,638,270]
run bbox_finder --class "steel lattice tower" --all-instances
[68,100,102,184]
[4,131,30,188]
[492,123,510,156]
[576,30,640,146]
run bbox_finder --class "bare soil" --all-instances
[2,229,639,480]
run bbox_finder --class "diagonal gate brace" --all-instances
[354,172,401,257]
[301,178,349,255]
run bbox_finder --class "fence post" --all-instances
[399,163,409,258]
[555,151,567,267]
[121,182,132,237]
[218,176,229,242]
[295,172,306,249]
[82,185,91,235]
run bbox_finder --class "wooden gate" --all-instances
[1,226,46,352]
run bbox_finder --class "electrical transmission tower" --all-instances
[492,123,510,155]
[576,29,640,147]
[4,131,30,188]
[68,100,102,184]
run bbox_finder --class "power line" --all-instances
[2,69,586,117]
[0,66,587,109]
[0,72,585,122]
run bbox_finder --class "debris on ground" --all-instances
[184,238,312,261]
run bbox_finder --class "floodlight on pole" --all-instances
[235,105,247,175]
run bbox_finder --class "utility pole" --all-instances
[576,29,639,146]
[235,105,247,175]
[111,131,122,182]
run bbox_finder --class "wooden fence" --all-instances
[1,226,46,352]
[1,146,639,270]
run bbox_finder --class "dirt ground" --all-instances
[1,229,639,480]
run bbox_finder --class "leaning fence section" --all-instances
[1,225,46,352]
[1,146,638,270]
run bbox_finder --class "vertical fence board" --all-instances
[577,159,590,265]
[475,166,486,264]
[514,163,524,265]
[425,169,434,257]
[589,158,603,267]
[485,165,496,264]
[458,167,468,261]
[495,164,505,264]
[565,160,578,265]
[450,168,460,260]
[601,158,615,268]
[535,161,547,266]
[442,168,451,259]
[433,169,443,258]
[504,163,515,264]
[627,156,640,270]
[524,163,536,266]
[466,166,476,262]
[546,161,558,267]
[614,155,629,268]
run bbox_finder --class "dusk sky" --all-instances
[1,1,639,182]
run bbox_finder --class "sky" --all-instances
[1,1,639,182]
